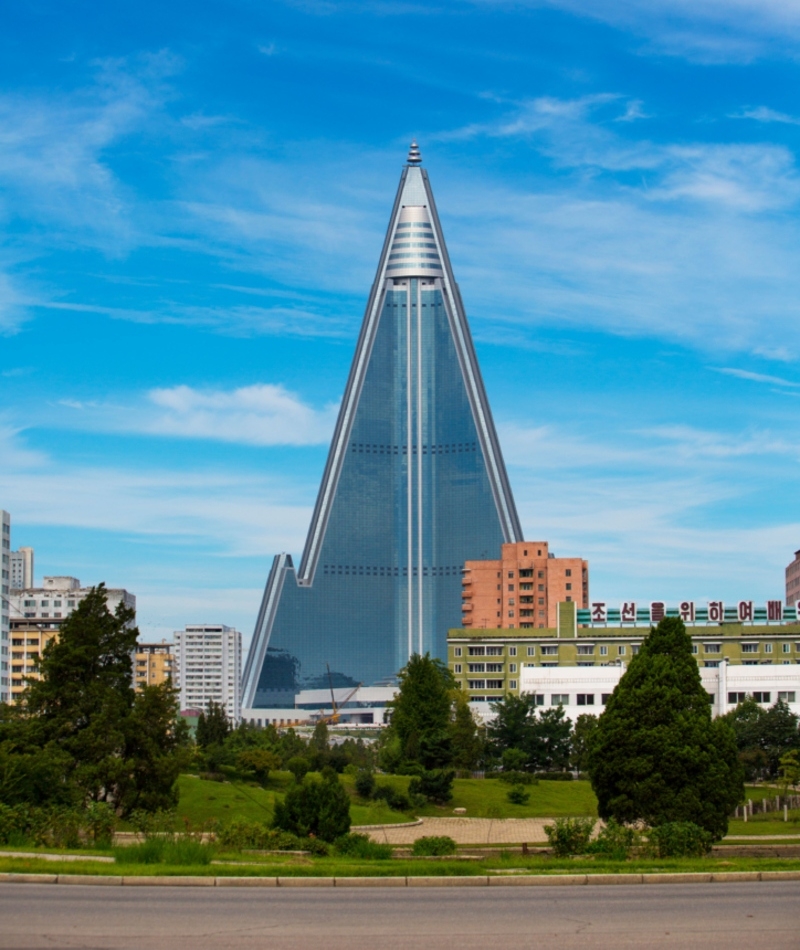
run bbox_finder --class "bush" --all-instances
[534,772,573,781]
[334,832,393,859]
[85,802,117,846]
[543,817,596,856]
[212,819,331,854]
[498,770,537,786]
[114,837,215,866]
[408,769,455,804]
[411,835,457,856]
[647,822,713,858]
[372,784,413,812]
[355,769,376,799]
[286,756,311,782]
[506,784,530,805]
[272,772,351,842]
[587,820,640,859]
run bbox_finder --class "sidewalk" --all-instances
[355,817,553,845]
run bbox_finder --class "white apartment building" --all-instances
[174,625,241,723]
[8,576,136,630]
[1,510,10,702]
[10,547,34,591]
[515,660,800,724]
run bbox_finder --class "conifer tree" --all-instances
[588,616,743,840]
[385,654,454,770]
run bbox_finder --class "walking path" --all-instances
[355,817,553,845]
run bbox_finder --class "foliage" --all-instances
[646,822,713,857]
[449,689,484,771]
[779,750,800,797]
[534,772,573,781]
[487,695,572,771]
[498,770,537,786]
[587,820,640,859]
[411,835,457,856]
[114,837,215,865]
[286,756,311,782]
[333,832,393,859]
[195,701,231,749]
[272,771,351,842]
[544,817,596,856]
[0,587,189,816]
[384,654,455,770]
[408,768,455,804]
[570,714,599,772]
[506,784,530,805]
[354,769,376,799]
[723,698,800,781]
[0,802,118,848]
[372,783,413,811]
[215,818,328,854]
[587,617,744,840]
[236,749,282,786]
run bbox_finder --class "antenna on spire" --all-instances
[407,141,422,165]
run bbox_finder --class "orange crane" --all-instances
[317,664,361,725]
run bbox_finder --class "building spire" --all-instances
[407,140,422,165]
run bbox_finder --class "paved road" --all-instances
[0,882,798,950]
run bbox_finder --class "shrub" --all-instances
[215,819,330,854]
[114,837,215,865]
[373,784,412,811]
[411,835,457,856]
[408,769,455,804]
[285,756,311,782]
[355,769,376,799]
[507,784,530,805]
[273,772,351,842]
[334,832,393,859]
[498,770,537,786]
[587,820,640,859]
[543,817,596,856]
[534,771,573,781]
[647,822,713,858]
[502,748,528,772]
[85,802,117,846]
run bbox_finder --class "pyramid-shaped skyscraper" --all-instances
[242,144,522,708]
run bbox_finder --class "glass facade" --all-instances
[243,156,521,708]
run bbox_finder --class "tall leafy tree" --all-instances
[384,654,454,770]
[487,693,538,761]
[449,688,483,771]
[588,616,744,840]
[195,700,231,749]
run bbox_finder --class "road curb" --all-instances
[0,870,799,888]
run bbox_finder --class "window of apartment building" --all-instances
[509,663,517,673]
[67,600,75,607]
[508,611,515,618]
[486,663,503,673]
[601,693,612,705]
[509,680,517,689]
[779,691,796,703]
[486,646,503,656]
[508,599,515,606]
[577,645,594,655]
[782,643,791,654]
[496,585,501,591]
[538,571,544,579]
[753,692,771,703]
[508,584,514,592]
[454,647,462,657]
[469,696,485,703]
[521,623,534,628]
[764,643,773,653]
[23,600,35,607]
[692,644,698,654]
[551,694,568,705]
[538,598,544,606]
[565,583,572,591]
[541,645,558,656]
[53,601,61,607]
[486,679,504,689]
[520,583,533,590]
[527,646,535,656]
[599,645,608,656]
[507,572,514,578]
[741,643,758,653]
[508,646,517,656]
[468,647,485,656]
[468,680,486,689]
[618,645,626,655]
[577,694,595,706]
[538,584,545,592]
[706,693,715,704]
[705,643,721,653]
[632,645,641,655]
[519,569,533,578]
[454,663,462,674]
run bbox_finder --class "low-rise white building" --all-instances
[8,576,135,629]
[174,624,241,723]
[513,660,800,723]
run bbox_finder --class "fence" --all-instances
[732,794,800,819]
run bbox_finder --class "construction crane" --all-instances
[316,664,361,725]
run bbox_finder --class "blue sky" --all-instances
[1,0,799,644]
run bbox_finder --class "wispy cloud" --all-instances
[56,383,339,446]
[732,106,800,126]
[716,367,800,388]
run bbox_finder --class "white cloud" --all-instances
[716,367,800,387]
[733,106,800,126]
[54,383,339,447]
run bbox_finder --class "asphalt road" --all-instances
[0,882,798,950]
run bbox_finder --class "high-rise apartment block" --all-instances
[135,641,175,692]
[1,510,10,702]
[786,550,800,607]
[243,144,522,709]
[462,541,589,630]
[174,625,241,722]
[10,547,34,591]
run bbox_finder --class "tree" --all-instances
[384,654,454,770]
[449,689,483,771]
[487,693,538,763]
[272,770,351,842]
[779,750,800,799]
[196,700,231,749]
[570,714,599,772]
[237,748,282,786]
[2,586,189,815]
[587,616,744,840]
[529,706,572,771]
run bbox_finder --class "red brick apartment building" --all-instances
[786,550,800,607]
[461,541,589,630]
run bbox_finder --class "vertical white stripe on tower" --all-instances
[416,279,424,656]
[406,281,413,661]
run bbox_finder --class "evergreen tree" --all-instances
[385,654,454,770]
[195,700,231,749]
[487,693,538,762]
[272,770,351,841]
[449,688,483,771]
[588,616,744,840]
